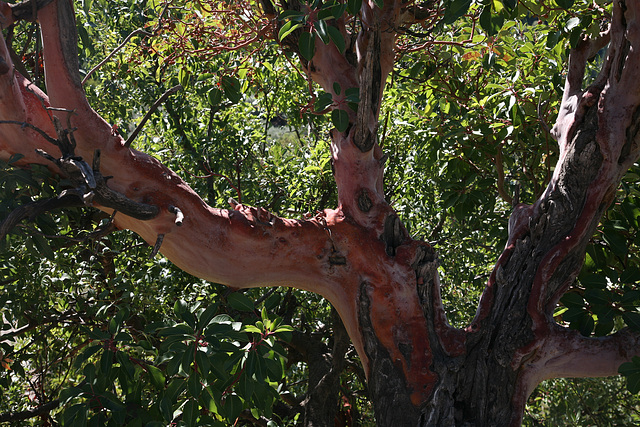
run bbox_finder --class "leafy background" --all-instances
[1,0,639,425]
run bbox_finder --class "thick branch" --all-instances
[541,325,640,380]
[0,399,59,423]
[0,0,385,370]
[512,324,640,421]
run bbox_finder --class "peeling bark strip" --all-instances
[54,0,81,88]
[354,27,381,153]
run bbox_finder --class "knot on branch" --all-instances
[33,119,159,221]
[357,189,373,212]
[0,54,9,74]
[380,214,404,256]
[411,244,438,283]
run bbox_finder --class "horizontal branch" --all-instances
[0,399,59,423]
[516,323,640,400]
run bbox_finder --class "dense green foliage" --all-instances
[1,0,640,425]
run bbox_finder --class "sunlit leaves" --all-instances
[278,19,303,41]
[52,296,292,425]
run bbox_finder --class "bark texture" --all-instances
[1,0,640,426]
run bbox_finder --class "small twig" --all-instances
[494,144,513,205]
[124,85,183,147]
[82,29,153,85]
[151,233,164,258]
[184,159,243,203]
[0,120,58,145]
[168,205,184,226]
[380,109,390,148]
[255,287,278,306]
[537,94,551,135]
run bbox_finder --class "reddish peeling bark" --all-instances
[1,0,640,426]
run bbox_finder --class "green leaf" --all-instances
[221,75,242,104]
[327,25,345,53]
[443,0,472,25]
[147,365,165,389]
[372,0,383,9]
[318,4,344,20]
[174,299,188,316]
[479,6,503,37]
[158,324,193,337]
[228,292,255,312]
[346,0,362,15]
[278,21,302,41]
[31,234,54,260]
[100,349,114,377]
[197,303,219,329]
[331,109,350,132]
[314,20,329,44]
[278,10,305,22]
[621,267,640,284]
[59,386,83,405]
[159,396,173,422]
[315,92,334,111]
[178,67,190,87]
[195,350,210,376]
[182,343,196,372]
[584,289,610,306]
[502,0,517,10]
[603,226,628,257]
[63,403,88,427]
[554,0,575,9]
[243,324,262,334]
[8,153,24,164]
[188,372,202,399]
[207,88,223,106]
[546,30,561,49]
[73,344,102,368]
[561,292,585,308]
[222,394,243,423]
[333,81,341,96]
[183,399,199,427]
[299,31,316,61]
[622,311,640,331]
[579,273,607,289]
[573,312,595,336]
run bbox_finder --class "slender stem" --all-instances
[81,29,153,85]
[124,85,182,147]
